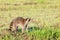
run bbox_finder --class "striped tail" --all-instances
[9,21,13,31]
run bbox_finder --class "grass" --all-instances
[0,27,60,40]
[0,0,60,40]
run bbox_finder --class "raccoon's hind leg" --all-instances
[16,26,18,31]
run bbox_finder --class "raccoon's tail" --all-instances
[9,21,13,31]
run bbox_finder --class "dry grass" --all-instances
[0,0,60,40]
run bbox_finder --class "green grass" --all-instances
[0,27,60,40]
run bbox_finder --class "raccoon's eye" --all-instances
[29,19,31,22]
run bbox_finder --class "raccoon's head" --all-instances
[26,18,31,22]
[24,18,31,26]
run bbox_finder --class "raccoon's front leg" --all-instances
[25,25,28,32]
[22,26,26,34]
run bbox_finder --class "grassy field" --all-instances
[0,0,60,40]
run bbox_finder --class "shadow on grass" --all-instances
[18,27,40,32]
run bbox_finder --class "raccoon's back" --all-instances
[14,17,26,24]
[10,17,26,26]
